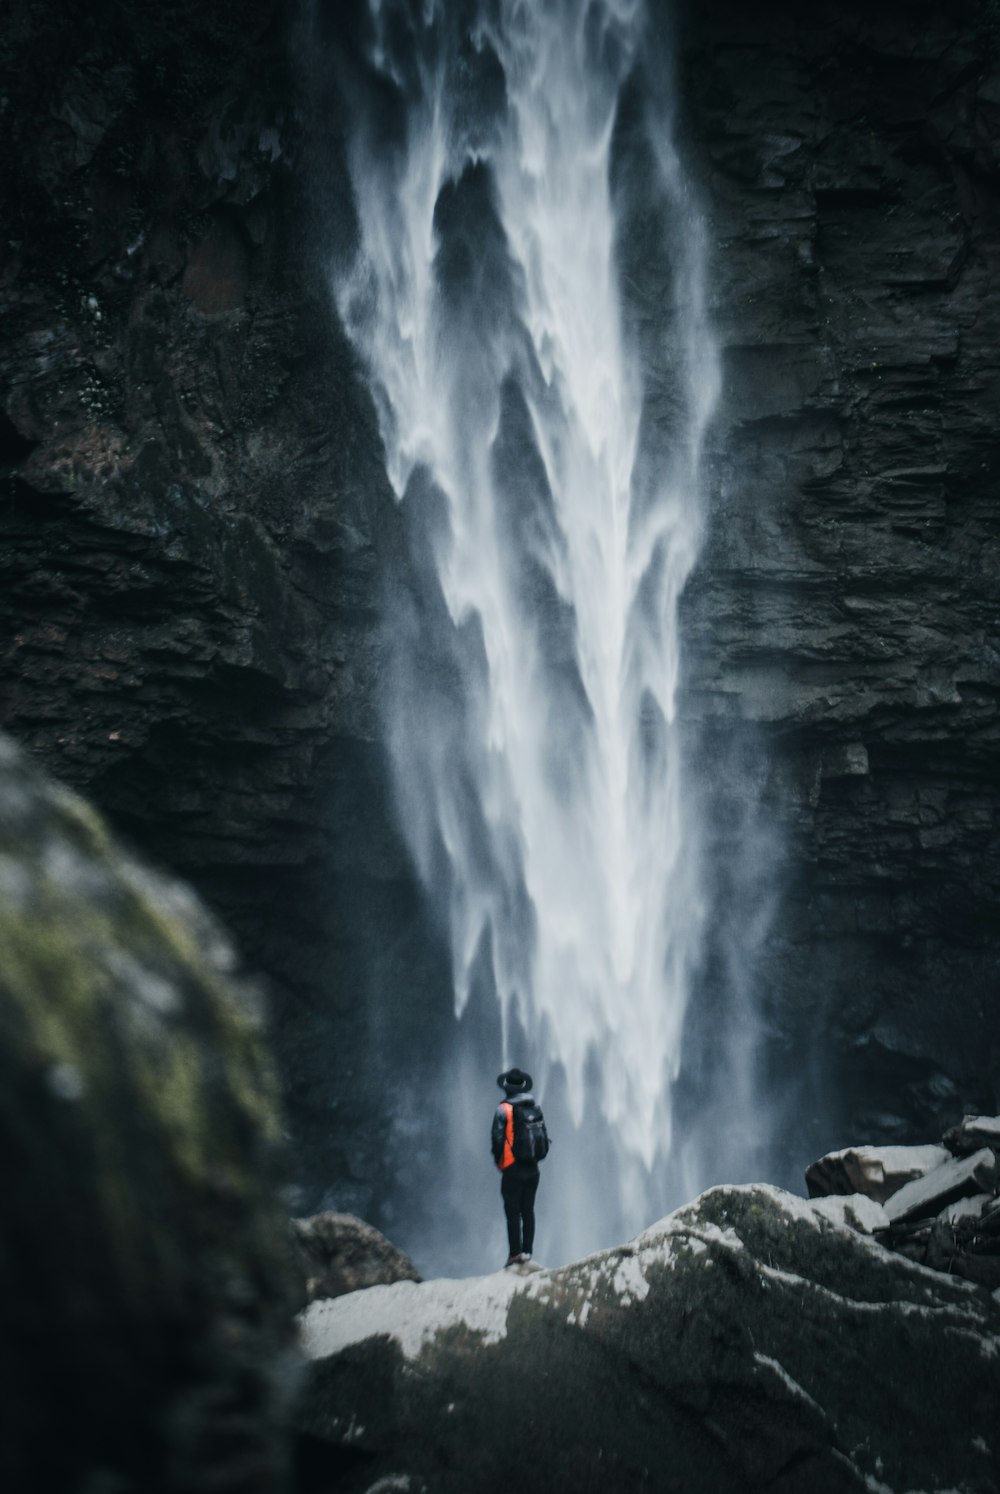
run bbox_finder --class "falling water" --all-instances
[331,0,720,1266]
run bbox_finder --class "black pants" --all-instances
[501,1162,540,1257]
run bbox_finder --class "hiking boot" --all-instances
[505,1254,520,1268]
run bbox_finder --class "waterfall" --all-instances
[330,0,721,1268]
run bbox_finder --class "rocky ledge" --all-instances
[292,1182,1000,1494]
[808,1116,1000,1288]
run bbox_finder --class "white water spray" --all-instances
[334,0,720,1260]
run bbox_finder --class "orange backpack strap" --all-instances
[501,1101,515,1170]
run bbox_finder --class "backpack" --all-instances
[512,1101,550,1163]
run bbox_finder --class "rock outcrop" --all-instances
[291,1212,421,1304]
[809,1115,1000,1286]
[805,1142,950,1202]
[293,1182,1000,1494]
[0,731,298,1492]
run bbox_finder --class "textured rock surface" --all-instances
[0,0,412,1216]
[805,1142,950,1200]
[945,1114,1000,1156]
[883,1146,996,1221]
[291,1211,421,1304]
[0,731,297,1492]
[673,0,1000,1155]
[294,1183,1000,1494]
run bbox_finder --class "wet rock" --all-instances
[676,0,1000,1159]
[883,1147,997,1223]
[0,0,402,1225]
[805,1143,950,1203]
[291,1212,421,1305]
[943,1115,1000,1158]
[293,1184,1000,1494]
[0,732,298,1492]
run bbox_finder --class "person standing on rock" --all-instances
[492,1068,550,1269]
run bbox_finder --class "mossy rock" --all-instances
[0,732,297,1492]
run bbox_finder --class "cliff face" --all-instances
[0,0,413,1210]
[676,0,1000,1151]
[1,0,998,1220]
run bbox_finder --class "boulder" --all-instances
[808,1192,890,1233]
[883,1149,998,1224]
[0,732,298,1492]
[943,1116,1000,1158]
[925,1199,1000,1290]
[293,1184,1000,1494]
[290,1212,421,1304]
[805,1144,950,1203]
[940,1194,994,1225]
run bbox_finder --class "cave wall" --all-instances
[1,0,998,1223]
[677,0,1000,1151]
[0,0,423,1216]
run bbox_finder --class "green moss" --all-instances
[55,789,113,862]
[0,779,284,1294]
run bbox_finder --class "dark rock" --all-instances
[293,1183,1000,1494]
[0,731,298,1492]
[674,0,1000,1162]
[291,1212,421,1304]
[943,1114,1000,1157]
[0,0,406,1224]
[938,1192,993,1224]
[805,1142,949,1202]
[926,1197,1000,1289]
[883,1147,997,1222]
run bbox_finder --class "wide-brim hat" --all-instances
[497,1067,532,1092]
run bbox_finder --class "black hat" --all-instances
[497,1067,532,1093]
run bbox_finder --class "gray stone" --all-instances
[809,1192,890,1233]
[293,1183,1000,1494]
[884,1148,998,1223]
[940,1193,994,1225]
[820,744,870,780]
[291,1211,421,1304]
[805,1143,950,1203]
[943,1115,1000,1158]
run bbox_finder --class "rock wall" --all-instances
[675,0,1000,1152]
[1,0,998,1225]
[0,0,421,1216]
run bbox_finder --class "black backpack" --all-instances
[512,1101,550,1163]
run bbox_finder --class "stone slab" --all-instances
[940,1193,993,1225]
[943,1115,1000,1158]
[805,1144,950,1203]
[810,1193,890,1233]
[884,1148,998,1224]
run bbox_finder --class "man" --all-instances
[491,1067,549,1268]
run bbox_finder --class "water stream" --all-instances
[331,0,723,1268]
